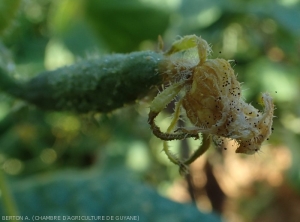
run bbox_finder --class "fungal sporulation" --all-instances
[148,35,274,170]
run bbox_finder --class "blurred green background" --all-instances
[0,0,300,221]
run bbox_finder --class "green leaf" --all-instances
[1,170,222,222]
[85,0,170,52]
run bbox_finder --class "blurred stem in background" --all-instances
[0,168,19,222]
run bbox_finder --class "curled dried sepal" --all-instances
[149,35,274,168]
[234,93,274,154]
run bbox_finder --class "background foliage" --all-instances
[0,0,300,221]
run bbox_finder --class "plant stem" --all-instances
[184,134,211,165]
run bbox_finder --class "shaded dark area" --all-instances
[204,161,225,213]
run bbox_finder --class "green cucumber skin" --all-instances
[20,51,164,113]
